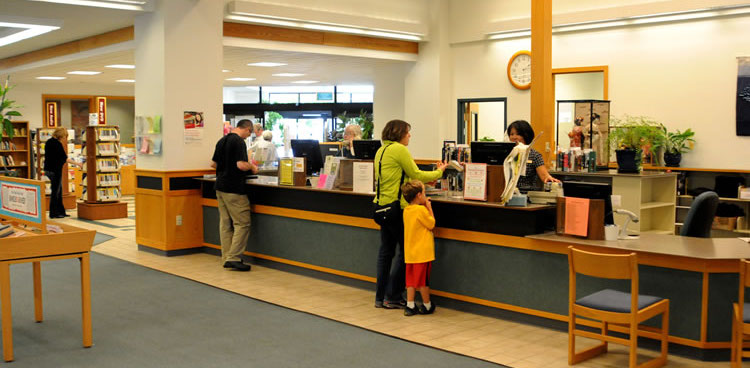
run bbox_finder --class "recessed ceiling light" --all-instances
[272,73,305,77]
[0,21,60,48]
[291,80,319,84]
[67,71,101,75]
[27,0,149,11]
[116,79,135,83]
[105,64,135,69]
[36,76,66,80]
[226,77,256,81]
[222,69,232,73]
[247,62,287,67]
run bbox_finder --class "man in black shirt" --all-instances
[211,119,257,271]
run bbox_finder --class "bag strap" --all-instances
[376,143,405,204]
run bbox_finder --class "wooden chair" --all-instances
[568,246,669,368]
[731,259,750,367]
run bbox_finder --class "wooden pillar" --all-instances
[530,0,554,164]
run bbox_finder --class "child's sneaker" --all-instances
[404,305,420,316]
[419,304,436,315]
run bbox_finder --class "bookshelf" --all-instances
[0,121,30,179]
[78,125,127,220]
[35,128,76,209]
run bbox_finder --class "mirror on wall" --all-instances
[553,70,606,151]
[456,98,507,144]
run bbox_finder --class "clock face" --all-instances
[508,51,531,89]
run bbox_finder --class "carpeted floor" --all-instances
[93,232,115,245]
[3,253,505,367]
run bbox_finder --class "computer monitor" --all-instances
[562,181,615,225]
[291,139,323,176]
[319,144,341,160]
[352,140,382,160]
[470,141,517,165]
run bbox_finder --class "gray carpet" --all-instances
[3,254,506,367]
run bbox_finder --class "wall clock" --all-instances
[507,50,531,90]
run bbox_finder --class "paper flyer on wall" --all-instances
[184,111,204,144]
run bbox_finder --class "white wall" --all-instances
[476,101,507,141]
[445,0,750,169]
[9,82,134,130]
[372,63,407,139]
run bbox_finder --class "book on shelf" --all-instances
[83,187,120,201]
[96,142,120,155]
[95,158,120,172]
[95,127,120,141]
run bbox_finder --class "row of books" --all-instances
[81,173,121,187]
[3,127,28,137]
[95,158,120,172]
[0,141,18,150]
[83,142,120,156]
[93,127,119,141]
[0,155,17,166]
[82,187,121,201]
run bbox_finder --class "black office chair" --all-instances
[680,191,719,238]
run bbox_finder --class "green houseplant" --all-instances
[662,128,695,167]
[0,75,22,139]
[607,115,662,173]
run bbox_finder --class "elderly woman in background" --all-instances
[44,128,79,218]
[342,124,362,158]
[251,130,278,166]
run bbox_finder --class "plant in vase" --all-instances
[662,128,695,167]
[607,115,661,173]
[0,75,22,139]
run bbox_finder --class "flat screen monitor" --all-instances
[470,141,517,165]
[320,144,341,159]
[291,139,323,176]
[352,140,382,160]
[563,181,615,225]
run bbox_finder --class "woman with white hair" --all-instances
[342,124,362,158]
[251,130,278,166]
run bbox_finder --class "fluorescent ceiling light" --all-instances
[67,71,101,75]
[302,114,321,117]
[225,14,423,42]
[116,79,135,83]
[291,80,319,84]
[27,0,149,11]
[0,21,60,48]
[106,64,135,69]
[36,76,66,80]
[226,77,256,81]
[247,62,286,67]
[487,4,750,40]
[222,69,232,73]
[272,73,305,77]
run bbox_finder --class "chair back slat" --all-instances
[742,259,750,288]
[569,247,635,280]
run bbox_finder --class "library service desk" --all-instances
[198,176,745,360]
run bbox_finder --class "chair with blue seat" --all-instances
[568,246,670,368]
[680,191,719,238]
[731,259,750,367]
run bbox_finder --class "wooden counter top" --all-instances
[550,170,678,178]
[528,232,750,260]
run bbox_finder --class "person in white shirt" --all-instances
[251,130,278,166]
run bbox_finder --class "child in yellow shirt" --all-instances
[400,180,436,316]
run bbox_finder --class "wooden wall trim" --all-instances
[223,22,418,54]
[552,65,609,100]
[0,27,134,70]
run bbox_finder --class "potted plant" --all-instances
[607,115,661,173]
[662,128,695,167]
[0,75,22,139]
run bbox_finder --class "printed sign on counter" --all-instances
[352,162,374,194]
[0,179,43,225]
[463,163,487,201]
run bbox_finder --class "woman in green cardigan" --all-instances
[373,119,446,309]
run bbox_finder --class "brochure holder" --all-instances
[555,196,605,240]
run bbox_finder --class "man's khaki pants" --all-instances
[216,191,251,263]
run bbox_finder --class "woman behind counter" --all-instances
[373,119,446,309]
[44,128,79,218]
[342,124,362,158]
[506,120,560,191]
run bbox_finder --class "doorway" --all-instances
[456,98,507,144]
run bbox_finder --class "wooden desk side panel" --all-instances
[556,197,605,240]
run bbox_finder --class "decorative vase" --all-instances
[615,149,640,173]
[663,152,682,167]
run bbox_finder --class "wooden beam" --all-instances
[0,27,134,70]
[530,0,554,164]
[223,22,418,54]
